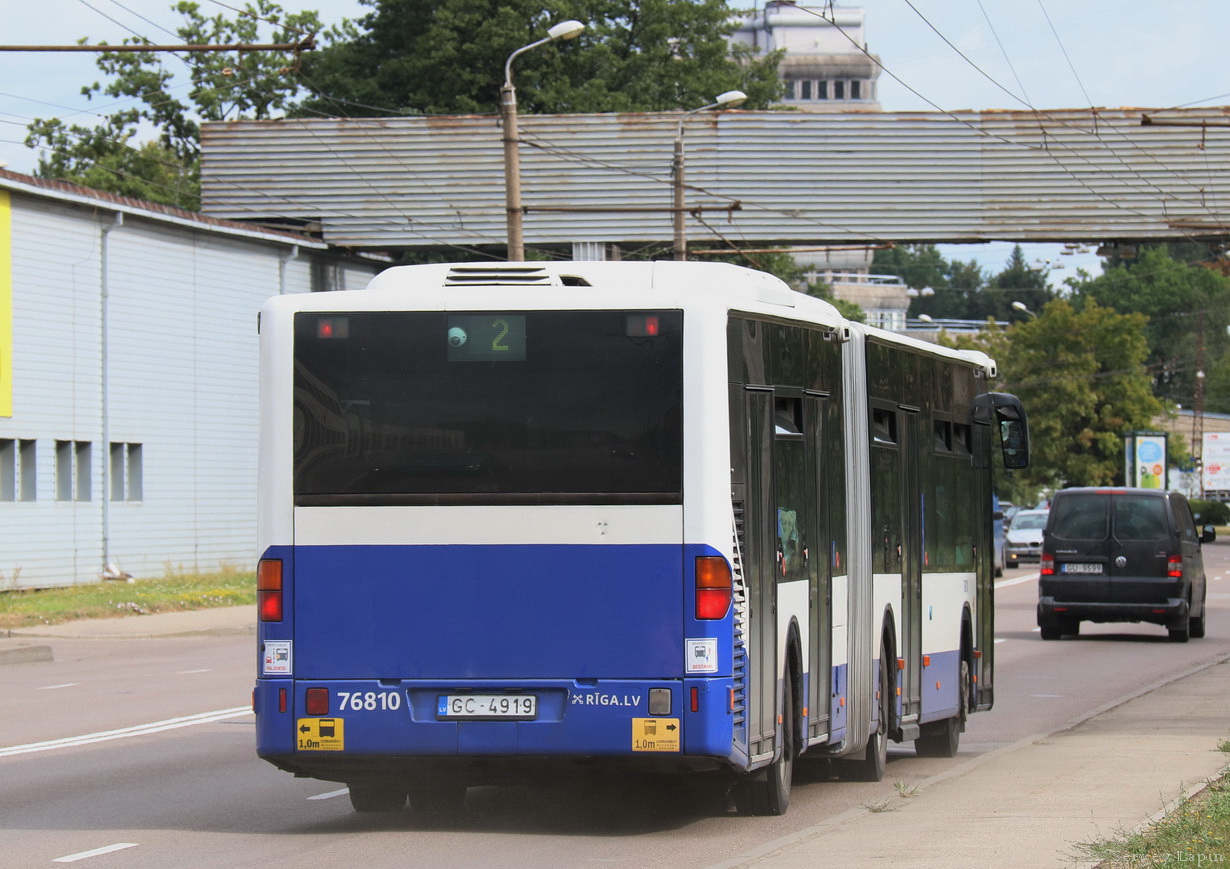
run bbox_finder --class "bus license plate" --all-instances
[1061,563,1103,574]
[438,694,537,719]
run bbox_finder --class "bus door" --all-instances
[805,394,832,740]
[871,403,922,729]
[899,407,923,727]
[744,388,778,764]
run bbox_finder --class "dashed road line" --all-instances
[54,843,138,863]
[308,787,350,801]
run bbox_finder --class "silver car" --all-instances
[1004,508,1049,567]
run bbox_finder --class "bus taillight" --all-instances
[258,559,284,622]
[695,556,732,620]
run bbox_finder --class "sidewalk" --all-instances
[0,604,255,664]
[718,656,1230,868]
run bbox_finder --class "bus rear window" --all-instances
[292,310,683,505]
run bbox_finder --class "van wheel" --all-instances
[1168,618,1191,643]
[1191,594,1207,639]
[1040,624,1061,640]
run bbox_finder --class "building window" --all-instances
[851,80,861,100]
[834,80,845,100]
[56,440,91,502]
[110,442,143,502]
[3,439,36,501]
[818,80,828,100]
[800,80,812,100]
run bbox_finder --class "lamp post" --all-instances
[672,90,747,261]
[500,19,584,262]
[1011,301,1037,319]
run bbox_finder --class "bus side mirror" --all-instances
[974,393,1030,470]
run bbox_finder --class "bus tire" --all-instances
[835,650,889,782]
[914,658,967,758]
[409,780,467,813]
[348,782,407,813]
[737,670,794,816]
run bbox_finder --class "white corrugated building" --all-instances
[0,170,382,588]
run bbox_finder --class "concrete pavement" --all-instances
[2,605,1228,866]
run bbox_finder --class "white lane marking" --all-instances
[995,574,1038,590]
[177,669,211,674]
[54,843,139,863]
[308,787,350,801]
[38,683,80,691]
[0,707,250,758]
[994,638,1006,644]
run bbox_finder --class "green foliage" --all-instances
[293,0,783,117]
[950,298,1164,492]
[1076,778,1230,867]
[1191,499,1230,526]
[874,243,1053,322]
[25,0,323,208]
[0,567,254,628]
[1072,246,1230,412]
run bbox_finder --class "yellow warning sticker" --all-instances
[632,718,680,752]
[297,718,345,751]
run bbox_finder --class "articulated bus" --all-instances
[254,261,1028,815]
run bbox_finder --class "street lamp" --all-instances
[672,90,747,261]
[501,19,585,262]
[1012,301,1037,319]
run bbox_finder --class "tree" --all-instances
[947,298,1166,493]
[25,0,324,209]
[292,0,783,118]
[985,244,1052,322]
[1072,246,1230,411]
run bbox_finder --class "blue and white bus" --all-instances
[254,261,1028,815]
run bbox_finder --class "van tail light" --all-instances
[695,556,732,620]
[257,558,284,622]
[1040,554,1055,576]
[1168,555,1183,578]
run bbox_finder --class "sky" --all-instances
[1,0,1227,283]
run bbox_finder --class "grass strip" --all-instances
[0,566,254,629]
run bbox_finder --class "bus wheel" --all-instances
[409,781,467,814]
[736,671,794,816]
[348,782,407,813]
[834,651,888,782]
[915,659,966,758]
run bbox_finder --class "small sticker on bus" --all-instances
[632,718,680,752]
[263,640,292,676]
[297,718,344,751]
[685,638,718,673]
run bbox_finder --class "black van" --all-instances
[1037,487,1215,642]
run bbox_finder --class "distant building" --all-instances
[731,2,882,113]
[0,170,381,588]
[732,3,892,321]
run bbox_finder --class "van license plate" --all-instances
[1061,563,1103,574]
[437,695,537,719]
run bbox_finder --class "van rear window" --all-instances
[1112,496,1168,540]
[1050,493,1168,540]
[1050,494,1108,539]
